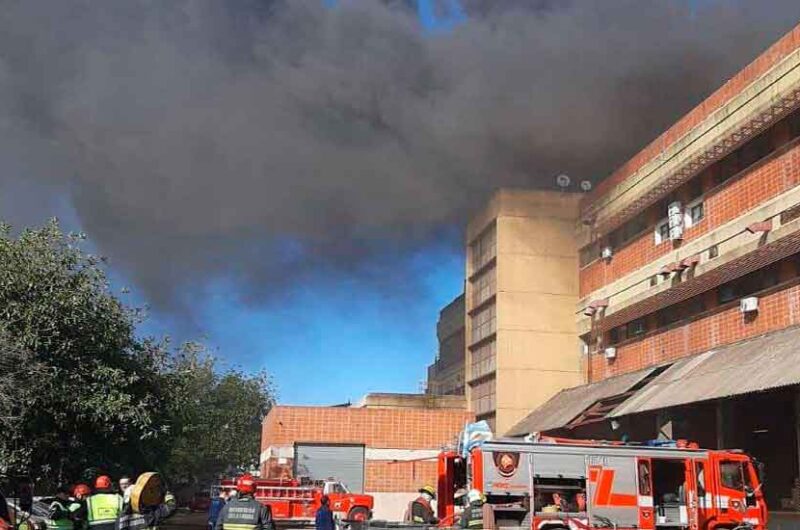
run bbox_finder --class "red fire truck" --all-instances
[436,436,767,530]
[218,477,374,525]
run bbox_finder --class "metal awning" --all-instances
[610,325,800,418]
[505,368,657,436]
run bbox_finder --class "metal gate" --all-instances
[294,443,365,493]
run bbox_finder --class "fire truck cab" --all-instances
[437,437,767,530]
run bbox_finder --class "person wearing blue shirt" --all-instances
[208,490,229,530]
[315,496,335,530]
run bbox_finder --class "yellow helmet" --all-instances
[419,485,436,498]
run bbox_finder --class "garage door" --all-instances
[294,443,365,493]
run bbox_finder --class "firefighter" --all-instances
[214,475,275,530]
[48,485,77,530]
[87,476,123,530]
[460,489,484,530]
[71,485,92,530]
[407,485,438,525]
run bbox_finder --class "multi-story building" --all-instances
[464,189,583,434]
[509,23,800,519]
[426,294,466,396]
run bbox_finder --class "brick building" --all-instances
[260,395,472,520]
[508,23,800,522]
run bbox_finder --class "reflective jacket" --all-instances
[213,496,274,530]
[87,493,123,530]
[408,497,437,525]
[48,499,74,530]
[460,501,484,529]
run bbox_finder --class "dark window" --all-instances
[579,243,599,267]
[608,327,620,345]
[740,132,772,169]
[658,222,670,243]
[696,462,706,499]
[629,318,647,337]
[718,284,738,304]
[689,202,704,225]
[650,275,658,287]
[717,150,741,186]
[687,178,703,202]
[638,460,652,495]
[708,245,719,259]
[720,461,745,490]
[658,306,681,327]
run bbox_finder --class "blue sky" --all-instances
[134,243,465,405]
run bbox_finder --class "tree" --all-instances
[0,220,165,482]
[160,342,274,484]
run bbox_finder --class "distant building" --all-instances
[464,189,583,434]
[260,393,471,520]
[509,22,800,520]
[426,294,466,396]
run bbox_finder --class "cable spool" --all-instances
[130,472,164,514]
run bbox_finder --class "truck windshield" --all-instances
[720,461,744,490]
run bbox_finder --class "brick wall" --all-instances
[580,139,800,296]
[591,282,800,380]
[365,460,439,493]
[582,24,800,209]
[262,406,473,450]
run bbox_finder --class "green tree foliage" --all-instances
[0,220,274,487]
[161,343,274,483]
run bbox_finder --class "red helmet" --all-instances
[95,475,112,490]
[236,474,256,495]
[73,484,91,497]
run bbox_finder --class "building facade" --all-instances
[510,23,800,521]
[426,294,466,396]
[464,189,584,435]
[260,396,472,520]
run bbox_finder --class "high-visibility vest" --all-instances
[47,500,74,530]
[87,494,123,529]
[463,502,485,529]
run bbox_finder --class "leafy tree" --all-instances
[0,220,165,482]
[0,219,275,489]
[160,342,274,484]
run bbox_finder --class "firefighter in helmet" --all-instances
[87,476,123,530]
[214,475,275,530]
[460,489,485,529]
[407,485,438,525]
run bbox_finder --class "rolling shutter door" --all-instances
[294,443,365,493]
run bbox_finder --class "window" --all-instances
[638,460,652,495]
[629,318,647,337]
[686,202,704,227]
[470,341,496,380]
[708,245,719,259]
[718,284,738,304]
[608,327,620,345]
[720,461,745,490]
[470,304,496,344]
[471,270,496,307]
[696,462,707,501]
[655,221,670,245]
[470,227,496,272]
[580,242,599,267]
[470,377,496,415]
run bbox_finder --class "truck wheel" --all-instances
[348,507,370,522]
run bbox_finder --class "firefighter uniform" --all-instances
[48,498,76,530]
[460,490,485,530]
[87,493,123,530]
[407,486,438,525]
[213,496,275,530]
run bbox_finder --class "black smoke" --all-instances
[0,0,799,316]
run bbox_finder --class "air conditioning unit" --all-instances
[601,246,613,261]
[668,201,684,241]
[604,347,617,360]
[740,297,759,313]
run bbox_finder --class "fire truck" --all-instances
[218,477,374,525]
[436,436,767,530]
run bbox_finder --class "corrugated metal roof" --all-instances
[610,325,800,418]
[505,368,656,436]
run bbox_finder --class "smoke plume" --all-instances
[0,0,799,315]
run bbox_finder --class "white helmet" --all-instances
[467,489,483,503]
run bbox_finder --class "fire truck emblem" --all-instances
[493,451,520,477]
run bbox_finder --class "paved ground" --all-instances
[162,511,310,530]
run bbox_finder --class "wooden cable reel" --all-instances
[130,472,164,514]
